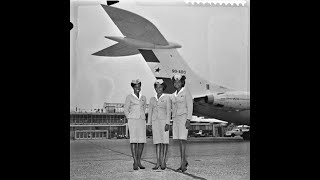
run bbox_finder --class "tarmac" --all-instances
[70,137,250,180]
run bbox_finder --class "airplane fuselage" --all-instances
[193,101,250,125]
[213,92,250,110]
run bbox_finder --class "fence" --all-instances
[74,130,109,140]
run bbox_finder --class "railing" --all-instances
[70,123,125,127]
[70,119,127,125]
[74,130,109,140]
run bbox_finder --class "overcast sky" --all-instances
[70,0,249,110]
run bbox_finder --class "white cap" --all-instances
[173,74,182,80]
[131,79,141,84]
[154,79,164,84]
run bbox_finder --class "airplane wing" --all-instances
[101,4,169,46]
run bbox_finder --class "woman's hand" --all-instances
[165,124,169,131]
[185,119,190,129]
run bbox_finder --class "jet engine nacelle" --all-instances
[204,95,214,104]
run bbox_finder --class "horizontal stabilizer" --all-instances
[92,42,140,56]
[100,4,169,46]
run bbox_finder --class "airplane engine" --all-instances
[204,95,214,104]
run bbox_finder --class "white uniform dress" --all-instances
[147,94,171,144]
[171,87,193,140]
[124,93,147,143]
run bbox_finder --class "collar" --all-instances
[132,92,141,100]
[155,93,164,101]
[174,87,185,97]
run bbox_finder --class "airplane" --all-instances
[92,4,250,139]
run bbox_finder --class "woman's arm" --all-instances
[124,95,130,118]
[166,96,171,125]
[147,98,153,125]
[186,89,193,120]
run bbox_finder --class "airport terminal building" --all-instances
[70,103,227,140]
[70,103,127,139]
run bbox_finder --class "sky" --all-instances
[70,0,250,111]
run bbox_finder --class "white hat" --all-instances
[131,79,141,84]
[173,74,182,80]
[154,79,164,85]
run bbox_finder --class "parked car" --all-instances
[225,128,243,137]
[116,134,126,139]
[194,130,208,137]
[225,126,250,138]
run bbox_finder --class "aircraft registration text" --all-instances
[172,69,186,74]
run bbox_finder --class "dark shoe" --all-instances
[176,161,188,171]
[138,164,145,169]
[133,163,139,170]
[181,167,187,172]
[152,166,160,170]
[160,163,166,170]
[181,161,188,172]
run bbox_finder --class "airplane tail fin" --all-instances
[139,48,233,94]
[95,5,233,94]
[138,49,176,93]
[92,42,140,56]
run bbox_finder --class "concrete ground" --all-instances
[70,137,250,180]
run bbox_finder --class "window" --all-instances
[206,84,210,90]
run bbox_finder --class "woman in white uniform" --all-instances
[147,79,171,170]
[171,74,193,172]
[124,79,147,170]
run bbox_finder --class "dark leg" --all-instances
[137,143,145,169]
[180,140,188,172]
[176,140,183,171]
[130,143,138,170]
[161,144,168,170]
[153,144,161,170]
[159,144,163,169]
[180,140,184,168]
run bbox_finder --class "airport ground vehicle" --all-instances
[194,130,209,137]
[116,134,127,139]
[225,128,243,137]
[225,125,250,140]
